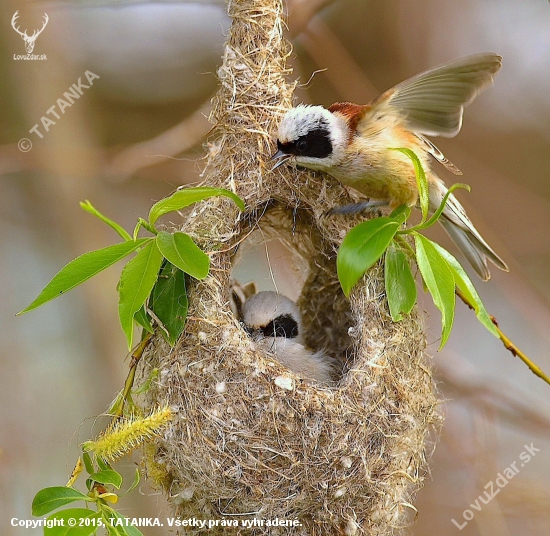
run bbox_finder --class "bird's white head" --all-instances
[241,291,303,343]
[273,105,349,171]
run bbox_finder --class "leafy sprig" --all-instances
[22,186,244,536]
[18,186,244,349]
[32,454,143,536]
[337,149,550,385]
[337,149,500,346]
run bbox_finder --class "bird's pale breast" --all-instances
[330,121,428,208]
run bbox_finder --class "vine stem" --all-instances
[455,287,550,386]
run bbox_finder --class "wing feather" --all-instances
[374,53,502,138]
[415,134,463,175]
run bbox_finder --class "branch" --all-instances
[456,287,550,386]
[111,332,154,422]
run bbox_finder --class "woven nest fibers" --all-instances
[141,188,441,534]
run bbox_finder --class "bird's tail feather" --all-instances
[431,180,508,280]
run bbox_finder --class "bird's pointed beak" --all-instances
[270,149,291,170]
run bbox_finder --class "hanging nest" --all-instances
[140,0,441,533]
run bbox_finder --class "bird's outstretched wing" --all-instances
[373,53,502,138]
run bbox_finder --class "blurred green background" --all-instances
[1,1,549,534]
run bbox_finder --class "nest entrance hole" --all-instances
[230,203,356,379]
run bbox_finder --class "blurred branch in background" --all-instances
[286,0,334,37]
[297,16,379,102]
[104,99,213,183]
[438,354,550,437]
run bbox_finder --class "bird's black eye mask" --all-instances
[261,314,299,339]
[277,126,332,159]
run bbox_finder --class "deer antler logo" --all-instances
[12,11,49,54]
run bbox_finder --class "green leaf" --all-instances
[148,186,245,226]
[45,508,101,536]
[88,469,123,489]
[96,457,110,472]
[385,244,417,321]
[414,234,456,348]
[337,217,400,297]
[389,204,411,224]
[392,148,429,222]
[103,509,144,536]
[126,468,141,494]
[133,306,154,334]
[18,240,149,315]
[80,201,132,242]
[150,262,188,345]
[32,487,90,516]
[82,451,95,475]
[132,219,144,241]
[156,232,209,280]
[118,240,164,349]
[432,243,498,337]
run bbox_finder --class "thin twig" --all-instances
[456,287,550,386]
[112,332,154,421]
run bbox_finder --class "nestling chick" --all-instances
[241,291,334,382]
[273,53,509,280]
